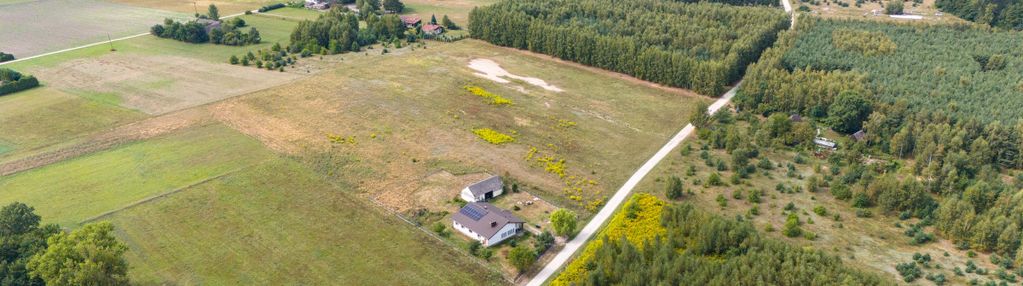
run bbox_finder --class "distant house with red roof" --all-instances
[400,15,421,28]
[422,24,443,35]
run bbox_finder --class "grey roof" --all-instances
[452,202,523,239]
[465,176,503,197]
[852,130,866,141]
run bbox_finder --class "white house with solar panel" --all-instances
[452,202,524,247]
[460,176,504,202]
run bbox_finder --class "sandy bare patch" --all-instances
[376,171,492,213]
[36,54,300,115]
[208,100,317,155]
[469,58,563,92]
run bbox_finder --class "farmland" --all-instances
[0,0,188,57]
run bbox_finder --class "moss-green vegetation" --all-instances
[0,124,273,227]
[104,158,502,285]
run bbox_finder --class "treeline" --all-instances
[468,0,788,95]
[0,202,130,285]
[737,17,1023,265]
[0,52,13,63]
[288,7,406,55]
[575,202,890,285]
[151,5,260,46]
[936,0,1023,30]
[151,18,261,46]
[0,68,39,96]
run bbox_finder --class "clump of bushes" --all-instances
[0,68,39,96]
[472,128,515,144]
[0,52,13,63]
[463,85,512,105]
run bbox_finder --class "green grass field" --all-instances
[0,124,273,227]
[262,7,324,21]
[105,158,504,285]
[0,87,143,161]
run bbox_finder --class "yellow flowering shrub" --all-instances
[472,128,515,144]
[464,85,513,105]
[552,193,666,285]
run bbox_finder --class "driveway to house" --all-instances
[525,1,794,285]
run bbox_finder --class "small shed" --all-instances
[196,19,222,34]
[460,176,504,202]
[814,137,837,150]
[789,114,803,122]
[852,130,866,142]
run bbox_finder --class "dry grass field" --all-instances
[402,0,499,25]
[0,0,188,57]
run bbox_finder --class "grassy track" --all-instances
[105,158,504,285]
[0,124,273,227]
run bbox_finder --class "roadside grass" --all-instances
[0,0,189,58]
[104,157,505,285]
[0,87,143,161]
[633,122,998,284]
[217,39,708,221]
[262,6,324,21]
[0,124,273,227]
[5,14,299,71]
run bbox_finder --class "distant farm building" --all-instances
[789,114,802,122]
[305,0,333,10]
[196,19,221,34]
[422,24,443,35]
[460,176,504,202]
[400,15,421,28]
[814,137,837,150]
[452,202,524,247]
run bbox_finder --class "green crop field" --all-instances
[0,124,273,227]
[105,158,503,285]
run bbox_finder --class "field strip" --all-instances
[78,162,259,224]
[527,1,792,284]
[0,11,252,67]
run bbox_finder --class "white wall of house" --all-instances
[453,220,486,244]
[484,223,520,247]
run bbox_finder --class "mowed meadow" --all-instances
[0,2,712,284]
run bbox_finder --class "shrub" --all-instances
[550,209,577,237]
[472,128,515,144]
[463,85,512,105]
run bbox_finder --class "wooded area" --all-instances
[288,8,406,54]
[737,17,1023,269]
[468,0,788,95]
[572,202,889,285]
[936,0,1023,30]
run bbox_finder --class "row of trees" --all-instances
[0,68,39,96]
[571,203,888,285]
[737,17,1023,265]
[468,0,788,95]
[0,202,130,285]
[936,0,1023,30]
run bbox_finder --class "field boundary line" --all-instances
[0,11,252,67]
[78,162,258,224]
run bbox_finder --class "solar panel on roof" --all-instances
[460,204,488,221]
